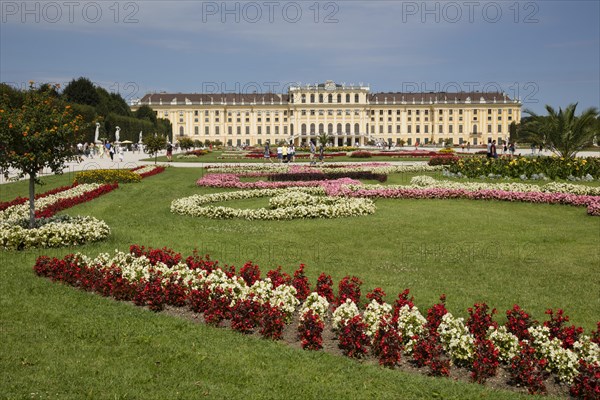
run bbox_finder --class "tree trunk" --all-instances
[28,173,36,229]
[154,152,157,165]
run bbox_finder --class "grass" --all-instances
[1,167,599,399]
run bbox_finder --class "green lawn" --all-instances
[1,168,598,399]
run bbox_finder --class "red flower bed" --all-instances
[299,310,324,350]
[0,183,80,211]
[138,166,166,179]
[32,246,599,396]
[35,183,118,219]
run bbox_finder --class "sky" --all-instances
[1,0,599,114]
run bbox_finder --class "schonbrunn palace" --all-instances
[133,81,522,147]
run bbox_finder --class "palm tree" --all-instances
[521,103,599,158]
[318,132,331,148]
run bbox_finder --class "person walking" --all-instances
[166,142,173,161]
[277,145,283,163]
[318,143,324,164]
[309,141,316,166]
[282,144,288,163]
[509,142,515,156]
[491,140,498,159]
[264,143,273,163]
[107,142,115,161]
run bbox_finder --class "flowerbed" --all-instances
[171,187,376,220]
[1,183,117,250]
[334,185,600,217]
[267,171,387,183]
[410,176,600,196]
[34,246,600,397]
[131,165,166,179]
[74,169,142,184]
[0,183,78,212]
[1,215,110,250]
[0,183,118,223]
[446,156,600,180]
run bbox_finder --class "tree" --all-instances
[318,132,330,147]
[0,83,85,228]
[135,105,158,125]
[63,77,100,107]
[178,137,194,150]
[143,134,167,164]
[521,104,599,158]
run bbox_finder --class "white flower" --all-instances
[332,299,360,331]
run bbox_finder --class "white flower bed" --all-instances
[332,299,360,330]
[363,300,393,338]
[1,216,110,250]
[0,184,102,224]
[487,326,520,363]
[300,292,330,320]
[410,175,600,196]
[396,305,427,353]
[437,313,475,366]
[528,326,580,383]
[171,188,376,220]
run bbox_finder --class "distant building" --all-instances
[132,80,521,147]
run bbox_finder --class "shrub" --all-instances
[74,169,142,184]
[570,360,600,399]
[366,287,386,304]
[231,298,262,334]
[188,287,211,313]
[164,276,187,307]
[412,332,450,376]
[129,245,182,268]
[239,261,261,286]
[350,151,372,158]
[292,264,311,301]
[471,338,500,384]
[371,318,403,368]
[392,289,415,318]
[133,277,166,312]
[428,155,459,166]
[299,310,324,350]
[203,288,231,326]
[316,273,335,303]
[438,148,456,154]
[467,302,498,340]
[425,294,448,334]
[506,304,535,340]
[266,266,291,288]
[259,304,286,340]
[544,308,583,349]
[338,276,363,305]
[338,315,370,358]
[509,343,548,395]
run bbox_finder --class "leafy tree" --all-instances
[318,132,330,147]
[63,77,100,106]
[0,83,86,228]
[0,83,24,108]
[143,134,167,164]
[178,137,194,150]
[135,105,158,125]
[96,87,131,117]
[521,104,599,158]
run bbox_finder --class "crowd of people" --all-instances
[263,141,325,165]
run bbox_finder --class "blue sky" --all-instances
[1,0,598,113]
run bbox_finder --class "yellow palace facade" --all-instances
[134,81,521,147]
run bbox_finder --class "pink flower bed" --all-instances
[330,186,600,216]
